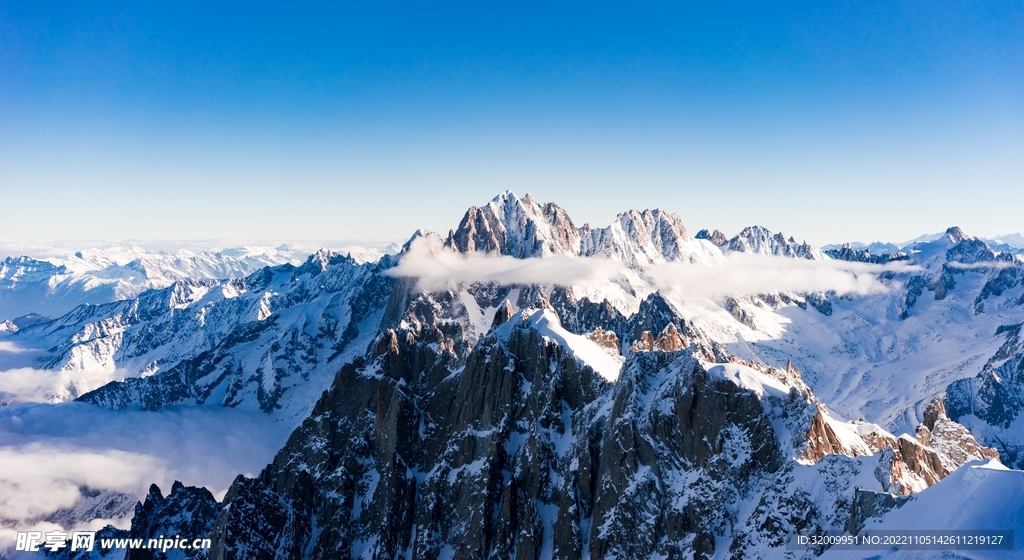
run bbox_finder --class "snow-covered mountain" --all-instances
[989,233,1024,248]
[0,245,300,321]
[0,243,398,321]
[180,305,995,559]
[5,250,396,422]
[4,191,1024,558]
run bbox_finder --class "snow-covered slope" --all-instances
[820,459,1024,559]
[0,243,397,321]
[705,227,1024,464]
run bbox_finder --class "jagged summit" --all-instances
[443,192,735,268]
[944,226,967,243]
[726,225,825,260]
[446,191,580,258]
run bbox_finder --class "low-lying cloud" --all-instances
[0,367,131,404]
[0,443,164,525]
[387,237,918,298]
[647,252,917,299]
[386,237,626,292]
[0,402,290,533]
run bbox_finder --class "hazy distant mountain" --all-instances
[0,243,399,320]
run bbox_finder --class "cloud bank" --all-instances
[646,252,917,299]
[386,237,626,292]
[387,237,918,298]
[0,402,290,533]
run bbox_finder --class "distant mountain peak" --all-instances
[945,226,968,243]
[726,225,824,260]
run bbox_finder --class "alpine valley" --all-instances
[2,192,1024,559]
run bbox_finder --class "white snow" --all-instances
[703,362,791,398]
[820,459,1024,559]
[497,309,624,382]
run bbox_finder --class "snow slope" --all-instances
[820,459,1024,559]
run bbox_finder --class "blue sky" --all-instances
[1,1,1022,245]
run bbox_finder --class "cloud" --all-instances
[386,237,919,299]
[0,402,291,532]
[646,253,919,299]
[0,367,132,404]
[386,236,626,292]
[944,260,1020,270]
[0,443,164,525]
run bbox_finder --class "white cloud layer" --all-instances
[387,237,918,298]
[386,237,626,292]
[0,444,164,525]
[646,252,918,299]
[0,402,290,532]
[0,367,131,404]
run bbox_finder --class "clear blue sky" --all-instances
[1,1,1022,245]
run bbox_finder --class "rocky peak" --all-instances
[298,248,350,274]
[825,244,908,264]
[584,326,621,354]
[531,290,555,311]
[126,481,220,560]
[579,208,695,268]
[444,193,721,269]
[695,228,728,246]
[490,300,515,330]
[945,236,1002,265]
[945,226,967,243]
[631,322,688,352]
[447,191,581,258]
[726,225,825,260]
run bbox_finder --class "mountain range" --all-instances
[2,191,1023,558]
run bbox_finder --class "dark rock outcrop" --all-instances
[947,323,1024,468]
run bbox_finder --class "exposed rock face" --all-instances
[40,482,222,560]
[695,228,728,247]
[447,191,582,258]
[787,395,995,496]
[491,300,515,329]
[825,243,908,264]
[579,209,695,268]
[180,301,991,559]
[844,489,910,534]
[42,198,1023,558]
[584,327,621,354]
[919,397,1000,472]
[947,322,1024,468]
[630,323,687,352]
[445,191,721,268]
[124,482,220,560]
